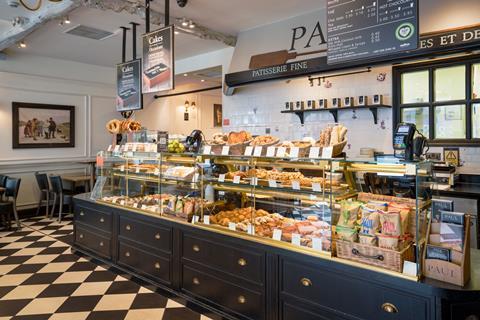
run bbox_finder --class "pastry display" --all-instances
[106,119,142,134]
[250,135,278,146]
[227,131,252,144]
[164,166,196,179]
[210,133,228,145]
[317,125,348,147]
[106,119,122,134]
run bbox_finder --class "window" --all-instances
[394,56,480,145]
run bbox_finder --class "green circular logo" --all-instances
[396,23,415,41]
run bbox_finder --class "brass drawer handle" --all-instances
[100,218,104,223]
[193,277,200,285]
[80,211,85,216]
[238,258,247,266]
[99,241,104,247]
[126,225,131,231]
[381,303,398,313]
[155,233,161,240]
[125,251,130,257]
[237,295,246,304]
[155,262,161,269]
[192,245,200,252]
[301,278,312,287]
[79,234,84,239]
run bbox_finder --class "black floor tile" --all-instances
[162,307,204,320]
[37,283,81,298]
[56,295,103,313]
[38,247,68,255]
[21,272,63,285]
[0,299,32,317]
[84,271,117,283]
[0,256,32,265]
[66,261,98,272]
[130,293,168,309]
[51,253,81,263]
[0,286,15,299]
[12,314,52,320]
[9,263,46,274]
[86,310,128,320]
[104,280,140,295]
[27,241,56,248]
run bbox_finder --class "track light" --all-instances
[188,20,195,29]
[181,17,188,27]
[18,40,26,48]
[64,16,71,24]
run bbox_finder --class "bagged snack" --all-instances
[359,234,377,246]
[175,197,184,214]
[366,200,388,211]
[380,211,402,236]
[166,196,177,214]
[337,201,362,228]
[377,234,400,250]
[336,226,358,242]
[359,206,380,236]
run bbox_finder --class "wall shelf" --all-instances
[281,105,392,125]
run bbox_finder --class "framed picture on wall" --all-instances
[12,102,75,149]
[214,104,222,127]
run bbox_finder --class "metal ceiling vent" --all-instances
[64,25,115,40]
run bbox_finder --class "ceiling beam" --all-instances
[0,1,79,52]
[75,0,236,46]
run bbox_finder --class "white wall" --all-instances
[0,52,117,209]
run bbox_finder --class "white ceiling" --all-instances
[3,0,325,68]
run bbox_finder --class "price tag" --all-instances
[247,223,255,235]
[125,151,133,158]
[291,181,301,190]
[218,174,225,182]
[253,146,263,157]
[119,165,125,172]
[322,146,333,158]
[309,147,320,158]
[120,145,125,152]
[312,183,322,192]
[268,180,277,188]
[276,147,286,157]
[250,177,258,186]
[244,146,253,156]
[141,205,147,210]
[233,175,241,184]
[119,200,125,206]
[114,145,120,152]
[312,238,323,251]
[402,261,417,277]
[221,146,230,155]
[203,215,210,225]
[228,222,236,231]
[290,147,300,158]
[191,215,199,224]
[132,144,137,152]
[218,191,225,196]
[266,147,276,157]
[154,168,160,176]
[405,164,416,175]
[272,229,282,241]
[107,145,113,152]
[135,167,140,174]
[204,159,211,165]
[309,194,317,200]
[203,145,212,155]
[291,233,301,246]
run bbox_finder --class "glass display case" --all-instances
[93,149,434,279]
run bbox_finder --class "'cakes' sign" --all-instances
[116,59,143,112]
[142,26,174,93]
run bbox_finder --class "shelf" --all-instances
[281,104,392,125]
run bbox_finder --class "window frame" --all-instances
[393,55,480,146]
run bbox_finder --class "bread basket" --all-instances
[228,140,252,156]
[315,139,348,157]
[250,138,280,156]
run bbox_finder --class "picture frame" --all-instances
[12,102,75,149]
[213,104,223,127]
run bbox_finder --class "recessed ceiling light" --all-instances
[200,79,205,82]
[183,73,188,77]
[188,20,195,29]
[174,30,179,35]
[18,40,26,48]
[64,16,71,24]
[181,17,188,27]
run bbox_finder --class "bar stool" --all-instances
[49,176,74,222]
[4,177,21,228]
[35,173,51,217]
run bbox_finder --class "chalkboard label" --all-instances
[327,0,418,64]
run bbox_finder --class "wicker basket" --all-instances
[228,140,252,156]
[357,192,427,241]
[336,239,414,272]
[204,143,225,155]
[276,141,312,158]
[315,140,348,158]
[250,138,280,156]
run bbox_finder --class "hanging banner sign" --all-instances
[142,26,175,93]
[116,59,143,112]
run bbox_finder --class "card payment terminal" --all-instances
[393,123,416,161]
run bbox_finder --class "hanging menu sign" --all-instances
[327,0,418,64]
[142,26,175,93]
[116,59,143,111]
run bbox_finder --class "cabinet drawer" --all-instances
[281,259,429,320]
[182,264,264,320]
[75,226,111,259]
[182,233,264,284]
[119,216,172,254]
[75,205,112,233]
[118,242,171,285]
[282,301,348,320]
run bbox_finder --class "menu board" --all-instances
[142,26,174,93]
[327,0,418,64]
[116,59,142,111]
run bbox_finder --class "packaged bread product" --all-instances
[359,206,380,236]
[330,126,340,145]
[380,211,410,237]
[366,200,388,211]
[336,226,358,242]
[377,234,400,250]
[359,234,378,246]
[337,201,362,228]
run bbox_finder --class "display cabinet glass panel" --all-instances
[472,63,480,99]
[473,103,480,139]
[434,65,466,102]
[434,105,466,139]
[401,70,429,104]
[401,107,430,138]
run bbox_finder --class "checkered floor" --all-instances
[0,215,221,320]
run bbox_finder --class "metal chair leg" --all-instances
[46,192,49,218]
[51,194,57,218]
[58,194,63,222]
[12,199,20,228]
[35,192,42,216]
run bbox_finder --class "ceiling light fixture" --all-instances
[64,15,71,24]
[188,20,195,29]
[181,17,188,27]
[183,73,188,77]
[18,40,27,48]
[200,79,205,82]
